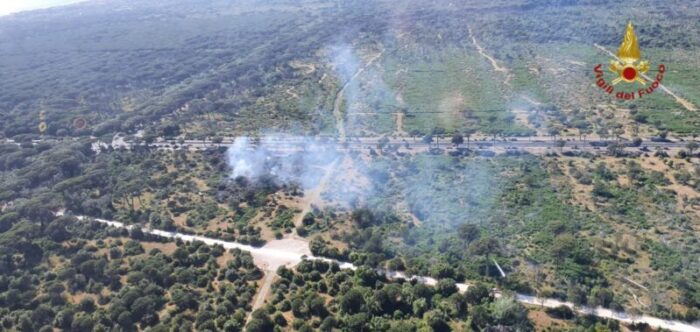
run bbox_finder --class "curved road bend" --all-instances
[73,215,700,332]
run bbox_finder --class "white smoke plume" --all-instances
[329,43,395,136]
[225,135,342,190]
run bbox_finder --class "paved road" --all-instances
[6,135,693,155]
[121,135,693,155]
[73,214,700,332]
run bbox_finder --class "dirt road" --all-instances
[332,50,385,140]
[469,27,512,86]
[249,271,275,318]
[71,215,700,332]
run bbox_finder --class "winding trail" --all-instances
[469,26,512,86]
[332,50,385,140]
[70,214,700,332]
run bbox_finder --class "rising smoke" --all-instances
[225,135,342,190]
[224,132,504,232]
[329,44,395,136]
[224,39,504,231]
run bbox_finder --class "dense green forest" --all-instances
[1,0,699,140]
[0,216,262,330]
[2,136,698,328]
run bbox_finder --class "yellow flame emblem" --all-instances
[609,22,649,85]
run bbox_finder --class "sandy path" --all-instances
[567,60,586,66]
[290,61,316,75]
[522,96,543,106]
[594,43,697,111]
[333,50,385,140]
[249,272,275,317]
[516,294,699,332]
[394,112,407,136]
[285,87,299,99]
[469,27,512,86]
